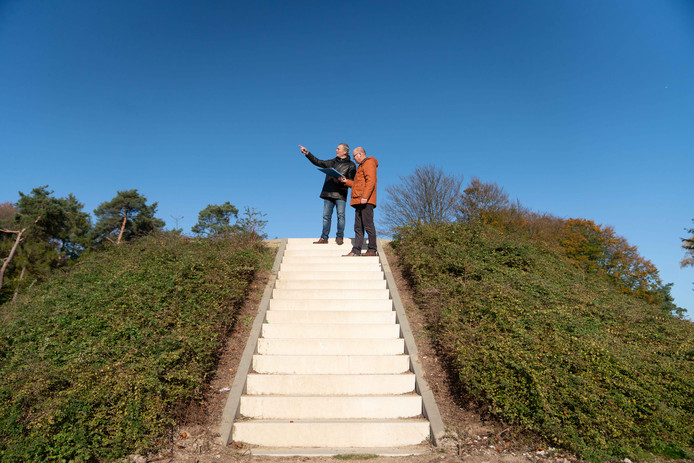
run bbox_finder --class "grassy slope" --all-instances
[393,222,694,462]
[0,233,272,462]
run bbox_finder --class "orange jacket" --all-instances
[344,156,378,207]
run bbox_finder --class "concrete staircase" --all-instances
[221,238,443,454]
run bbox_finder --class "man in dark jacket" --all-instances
[299,143,357,245]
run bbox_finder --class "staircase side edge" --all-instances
[218,238,287,446]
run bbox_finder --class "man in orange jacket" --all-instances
[340,147,378,256]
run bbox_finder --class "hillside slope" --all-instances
[0,233,271,462]
[392,222,694,462]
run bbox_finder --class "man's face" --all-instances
[353,151,365,164]
[336,145,348,158]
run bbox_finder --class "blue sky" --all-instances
[1,1,693,315]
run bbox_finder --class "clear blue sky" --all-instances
[2,1,693,315]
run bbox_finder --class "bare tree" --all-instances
[456,177,510,224]
[0,202,16,226]
[381,165,463,234]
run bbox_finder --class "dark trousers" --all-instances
[351,204,377,254]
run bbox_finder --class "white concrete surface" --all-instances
[256,337,405,355]
[232,420,430,447]
[251,354,411,374]
[261,323,401,339]
[265,310,396,324]
[268,298,393,311]
[281,256,381,264]
[271,288,390,300]
[279,263,380,272]
[245,373,416,395]
[278,270,384,280]
[239,395,422,419]
[231,238,431,449]
[275,279,387,289]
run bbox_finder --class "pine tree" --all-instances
[92,190,165,245]
[1,186,90,300]
[192,202,239,237]
[681,219,694,268]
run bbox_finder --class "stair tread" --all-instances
[235,418,429,423]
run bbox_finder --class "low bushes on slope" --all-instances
[0,233,272,462]
[393,222,694,462]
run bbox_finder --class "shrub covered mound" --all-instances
[0,233,271,462]
[393,223,694,462]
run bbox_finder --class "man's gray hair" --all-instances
[338,143,350,154]
[353,146,366,156]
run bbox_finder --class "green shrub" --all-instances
[0,233,272,462]
[393,222,694,462]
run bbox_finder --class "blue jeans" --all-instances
[321,198,347,240]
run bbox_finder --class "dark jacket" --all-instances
[305,152,357,201]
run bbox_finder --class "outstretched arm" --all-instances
[299,144,331,168]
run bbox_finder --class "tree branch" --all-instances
[117,211,128,245]
[0,216,39,291]
[0,227,26,291]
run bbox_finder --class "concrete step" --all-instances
[265,310,395,324]
[272,288,390,300]
[286,238,373,246]
[268,299,392,311]
[278,271,384,281]
[283,250,369,258]
[252,354,410,374]
[275,279,387,290]
[232,420,430,447]
[261,323,401,339]
[239,395,422,419]
[286,237,346,243]
[281,256,380,265]
[245,373,416,395]
[279,263,380,273]
[256,338,404,355]
[250,446,429,457]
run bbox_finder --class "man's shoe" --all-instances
[363,250,378,257]
[336,238,344,245]
[313,238,329,244]
[342,252,361,257]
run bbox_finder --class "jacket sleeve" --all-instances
[304,152,331,168]
[346,163,357,180]
[361,159,377,200]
